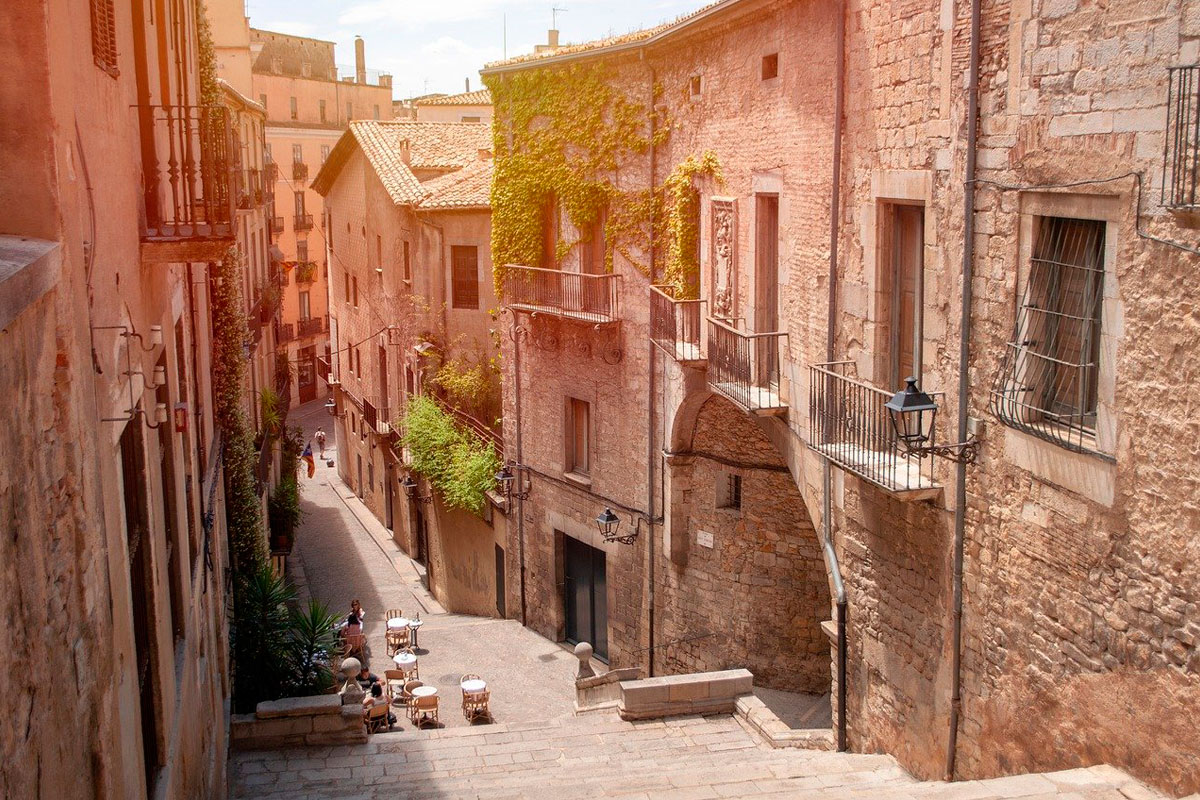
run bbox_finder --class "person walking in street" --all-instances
[315,427,327,458]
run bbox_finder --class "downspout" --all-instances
[646,53,658,678]
[514,318,527,627]
[947,0,982,780]
[822,0,849,754]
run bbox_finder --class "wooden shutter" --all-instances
[90,0,119,77]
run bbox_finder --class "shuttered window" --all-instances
[451,246,479,309]
[90,0,119,77]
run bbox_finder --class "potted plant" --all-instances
[268,474,301,554]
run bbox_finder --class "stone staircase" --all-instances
[230,709,1166,800]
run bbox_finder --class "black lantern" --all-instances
[400,474,432,504]
[494,462,529,503]
[494,464,514,495]
[595,508,620,540]
[885,376,938,450]
[325,398,337,416]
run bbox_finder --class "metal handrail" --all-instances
[502,263,621,323]
[706,316,788,412]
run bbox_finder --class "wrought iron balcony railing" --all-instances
[293,213,314,231]
[364,398,389,433]
[292,161,309,182]
[502,264,620,324]
[1165,65,1200,208]
[650,285,705,364]
[808,361,940,499]
[706,317,787,414]
[264,162,278,186]
[270,216,284,234]
[297,315,325,337]
[139,105,235,243]
[277,322,295,343]
[237,168,264,209]
[296,262,318,284]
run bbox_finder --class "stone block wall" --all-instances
[231,695,367,750]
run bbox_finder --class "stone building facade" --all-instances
[250,29,394,408]
[313,121,509,617]
[0,0,271,795]
[414,88,494,125]
[484,0,1199,795]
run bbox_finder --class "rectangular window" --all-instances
[290,96,298,120]
[344,273,351,303]
[566,398,590,476]
[992,216,1106,451]
[376,235,383,271]
[319,99,327,122]
[689,75,702,98]
[451,245,480,309]
[581,208,607,275]
[292,143,302,163]
[90,0,119,76]
[373,104,380,120]
[353,276,359,307]
[461,115,481,123]
[296,239,308,262]
[762,53,779,80]
[321,144,331,164]
[299,291,311,320]
[716,473,742,510]
[403,240,411,282]
[294,191,305,216]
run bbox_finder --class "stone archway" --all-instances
[658,392,831,693]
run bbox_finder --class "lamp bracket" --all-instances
[902,436,980,465]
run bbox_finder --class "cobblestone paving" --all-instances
[245,402,1168,800]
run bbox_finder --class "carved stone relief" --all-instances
[711,198,737,319]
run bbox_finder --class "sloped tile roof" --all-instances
[482,0,737,72]
[417,159,494,210]
[312,120,491,207]
[415,89,492,107]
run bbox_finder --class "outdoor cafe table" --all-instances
[387,617,411,629]
[393,651,417,668]
[411,685,438,698]
[460,679,486,694]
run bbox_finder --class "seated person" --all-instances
[362,683,396,724]
[346,599,366,626]
[357,666,380,690]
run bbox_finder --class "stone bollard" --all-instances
[574,642,596,679]
[340,657,365,705]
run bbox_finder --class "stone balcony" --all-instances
[502,264,621,325]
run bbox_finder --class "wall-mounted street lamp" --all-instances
[324,397,346,419]
[885,377,979,464]
[400,474,432,504]
[493,462,530,503]
[594,507,645,546]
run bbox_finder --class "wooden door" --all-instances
[563,536,608,660]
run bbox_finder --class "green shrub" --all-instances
[402,396,501,515]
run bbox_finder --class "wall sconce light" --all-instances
[151,365,167,389]
[104,402,169,429]
[885,377,979,464]
[400,474,432,504]
[494,461,530,503]
[594,507,644,545]
[174,402,189,433]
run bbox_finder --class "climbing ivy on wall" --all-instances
[195,0,220,108]
[401,396,501,515]
[485,64,721,299]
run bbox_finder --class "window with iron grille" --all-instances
[991,216,1106,453]
[1164,65,1200,208]
[90,0,119,77]
[716,473,742,510]
[451,245,479,309]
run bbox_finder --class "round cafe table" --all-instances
[387,617,411,629]
[460,679,486,694]
[409,618,424,649]
[393,651,417,668]
[411,685,438,698]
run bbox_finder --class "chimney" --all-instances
[547,29,560,48]
[379,74,392,89]
[465,77,470,93]
[398,139,411,165]
[355,36,366,84]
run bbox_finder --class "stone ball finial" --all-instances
[574,641,596,679]
[341,657,362,680]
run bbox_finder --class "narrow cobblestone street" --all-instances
[226,401,1173,800]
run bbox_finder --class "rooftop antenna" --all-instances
[503,13,507,59]
[552,7,567,29]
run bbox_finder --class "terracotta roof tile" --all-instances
[416,89,492,106]
[417,159,493,210]
[344,120,490,204]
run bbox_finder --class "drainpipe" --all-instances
[822,0,849,754]
[645,52,658,678]
[513,317,527,627]
[946,0,981,780]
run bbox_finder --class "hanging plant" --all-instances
[401,396,501,515]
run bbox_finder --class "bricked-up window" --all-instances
[716,473,742,510]
[353,276,359,307]
[373,104,380,120]
[319,100,327,122]
[462,115,482,123]
[990,216,1106,452]
[403,240,411,282]
[290,97,298,120]
[761,53,778,80]
[346,101,353,122]
[452,245,480,309]
[566,398,590,476]
[689,75,702,98]
[344,273,350,303]
[90,0,119,77]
